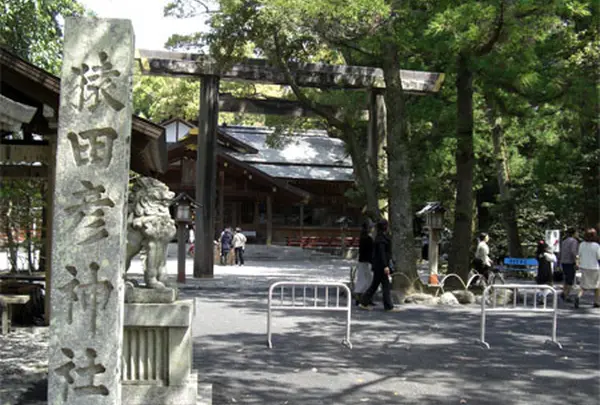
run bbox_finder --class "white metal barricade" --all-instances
[267,281,352,349]
[480,284,562,349]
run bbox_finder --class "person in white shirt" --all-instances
[574,228,600,309]
[474,233,493,282]
[232,227,247,266]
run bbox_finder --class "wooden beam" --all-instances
[0,164,48,178]
[194,76,220,278]
[254,200,259,230]
[218,170,224,234]
[0,66,59,109]
[220,93,318,116]
[219,93,369,120]
[300,204,304,239]
[0,144,50,164]
[1,48,168,174]
[266,195,273,246]
[44,139,56,325]
[137,49,445,94]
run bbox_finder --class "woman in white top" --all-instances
[354,220,374,306]
[474,233,493,282]
[575,228,600,309]
[232,228,247,266]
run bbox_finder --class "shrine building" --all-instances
[159,118,362,246]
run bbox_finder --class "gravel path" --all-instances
[0,328,48,405]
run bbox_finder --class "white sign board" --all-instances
[545,230,560,253]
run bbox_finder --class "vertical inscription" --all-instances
[68,128,117,168]
[71,51,125,112]
[55,348,110,401]
[65,181,115,245]
[59,263,114,335]
[49,17,133,405]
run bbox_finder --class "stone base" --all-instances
[125,284,178,303]
[122,373,211,405]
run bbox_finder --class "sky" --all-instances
[79,0,209,50]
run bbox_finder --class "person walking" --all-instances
[474,233,493,283]
[574,228,600,309]
[559,228,579,301]
[359,219,400,312]
[232,227,247,266]
[535,240,557,285]
[354,220,374,306]
[219,227,233,265]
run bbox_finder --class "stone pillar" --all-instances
[48,17,133,405]
[194,76,220,278]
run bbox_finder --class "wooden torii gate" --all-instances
[136,49,445,278]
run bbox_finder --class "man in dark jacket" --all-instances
[220,227,233,265]
[359,219,400,312]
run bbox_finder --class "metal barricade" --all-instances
[267,281,352,349]
[480,284,562,349]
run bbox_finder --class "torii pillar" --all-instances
[194,76,220,278]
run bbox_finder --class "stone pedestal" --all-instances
[121,300,209,405]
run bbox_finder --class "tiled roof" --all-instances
[249,163,354,182]
[219,125,354,182]
[221,125,353,167]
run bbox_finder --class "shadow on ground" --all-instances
[186,277,600,405]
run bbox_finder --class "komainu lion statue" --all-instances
[125,177,176,289]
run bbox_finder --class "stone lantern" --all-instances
[172,193,198,283]
[176,200,192,223]
[417,202,445,285]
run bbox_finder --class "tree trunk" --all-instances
[24,193,34,273]
[5,201,19,272]
[382,43,418,293]
[485,96,522,257]
[581,117,600,229]
[448,54,475,281]
[346,132,382,219]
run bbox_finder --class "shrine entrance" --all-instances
[136,49,445,278]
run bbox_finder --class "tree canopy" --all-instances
[156,0,598,283]
[0,0,85,74]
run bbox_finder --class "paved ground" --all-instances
[1,246,599,405]
[176,253,599,405]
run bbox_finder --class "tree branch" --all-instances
[488,75,571,104]
[272,31,350,131]
[475,0,505,56]
[320,34,377,58]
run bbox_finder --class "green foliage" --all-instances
[0,180,46,272]
[0,0,85,74]
[133,69,201,122]
[162,0,598,258]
